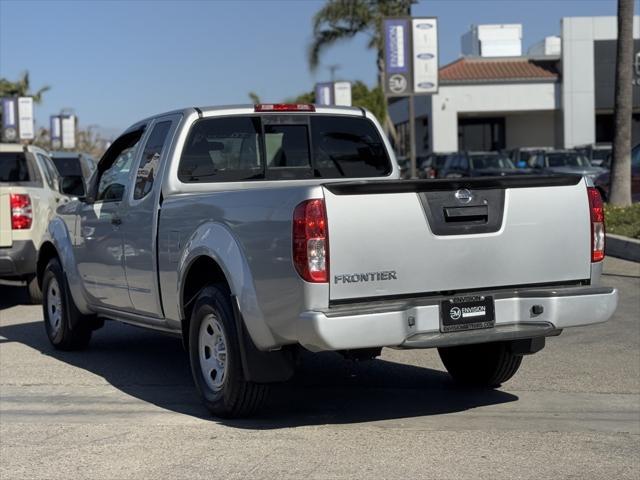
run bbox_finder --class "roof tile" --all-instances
[440,57,559,83]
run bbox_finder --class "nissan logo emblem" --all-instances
[455,189,473,204]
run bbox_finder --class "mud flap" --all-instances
[231,295,295,383]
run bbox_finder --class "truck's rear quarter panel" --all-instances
[158,184,325,345]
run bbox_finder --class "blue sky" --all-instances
[0,0,619,136]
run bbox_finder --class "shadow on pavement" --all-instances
[0,308,518,428]
[0,283,30,309]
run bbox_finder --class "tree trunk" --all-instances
[609,0,634,206]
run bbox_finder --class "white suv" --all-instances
[0,143,73,303]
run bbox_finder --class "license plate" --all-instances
[440,295,495,333]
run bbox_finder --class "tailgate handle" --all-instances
[443,206,488,223]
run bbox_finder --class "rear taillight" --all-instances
[10,193,32,230]
[587,187,605,262]
[293,199,328,283]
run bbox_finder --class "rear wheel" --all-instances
[42,258,95,350]
[27,275,42,304]
[188,285,267,418]
[438,341,523,387]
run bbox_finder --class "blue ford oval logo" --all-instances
[416,23,433,29]
[417,53,434,60]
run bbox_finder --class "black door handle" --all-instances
[111,216,122,226]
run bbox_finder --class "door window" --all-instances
[37,154,58,189]
[134,121,172,200]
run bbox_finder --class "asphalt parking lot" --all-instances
[0,257,638,479]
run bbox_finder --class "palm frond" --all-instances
[309,25,362,70]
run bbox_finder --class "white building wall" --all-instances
[562,16,640,148]
[430,82,560,152]
[528,36,561,57]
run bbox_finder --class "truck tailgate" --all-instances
[324,176,591,301]
[0,191,11,247]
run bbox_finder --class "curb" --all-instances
[606,233,640,262]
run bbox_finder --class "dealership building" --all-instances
[389,16,640,156]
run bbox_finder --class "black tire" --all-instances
[42,258,93,350]
[27,275,42,304]
[438,341,523,388]
[188,285,267,418]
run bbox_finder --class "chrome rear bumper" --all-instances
[297,286,618,352]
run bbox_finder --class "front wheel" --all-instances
[438,341,523,388]
[188,285,267,418]
[42,258,94,350]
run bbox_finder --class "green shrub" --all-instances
[605,204,640,239]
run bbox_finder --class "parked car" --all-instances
[529,150,606,180]
[50,152,97,196]
[36,104,617,418]
[577,145,612,167]
[508,147,551,169]
[418,152,451,178]
[395,156,411,179]
[0,144,75,303]
[594,143,640,202]
[438,151,529,178]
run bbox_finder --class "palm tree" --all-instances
[0,71,51,129]
[248,91,261,104]
[308,0,415,132]
[609,0,634,206]
[0,71,50,103]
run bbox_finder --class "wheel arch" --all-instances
[39,217,92,314]
[176,222,278,352]
[180,255,230,347]
[36,241,59,287]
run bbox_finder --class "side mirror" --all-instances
[60,175,86,197]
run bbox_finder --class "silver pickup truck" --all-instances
[37,104,618,418]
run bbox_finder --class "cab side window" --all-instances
[134,121,172,200]
[37,153,58,190]
[95,130,144,202]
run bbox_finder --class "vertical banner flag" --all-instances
[383,18,411,96]
[315,83,333,106]
[333,82,352,106]
[412,18,439,94]
[50,116,62,149]
[61,115,76,149]
[1,98,18,142]
[314,82,352,106]
[17,97,35,140]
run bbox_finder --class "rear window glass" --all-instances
[311,116,391,177]
[470,155,515,170]
[179,117,263,182]
[178,115,391,183]
[547,153,591,168]
[433,155,448,168]
[265,124,310,168]
[52,156,83,177]
[0,152,29,182]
